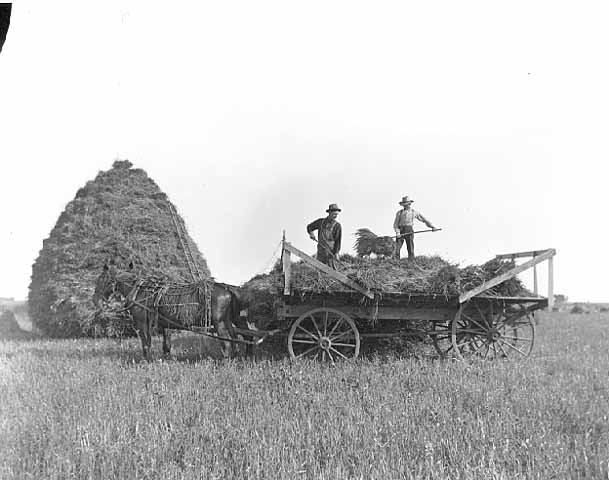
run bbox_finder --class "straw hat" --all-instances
[399,196,414,205]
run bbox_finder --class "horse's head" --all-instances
[93,264,118,306]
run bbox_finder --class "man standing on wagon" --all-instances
[307,203,342,269]
[394,195,439,260]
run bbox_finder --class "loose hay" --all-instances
[354,228,395,257]
[241,253,531,324]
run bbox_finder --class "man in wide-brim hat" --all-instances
[307,203,342,269]
[393,196,438,259]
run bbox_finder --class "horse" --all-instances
[354,228,396,258]
[93,264,250,359]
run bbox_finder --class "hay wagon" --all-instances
[243,238,556,362]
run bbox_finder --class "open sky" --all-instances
[1,1,607,302]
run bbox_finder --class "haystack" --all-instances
[28,160,211,337]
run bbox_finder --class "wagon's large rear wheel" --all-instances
[450,300,535,360]
[287,308,360,362]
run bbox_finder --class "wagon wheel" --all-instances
[450,300,536,360]
[287,307,360,362]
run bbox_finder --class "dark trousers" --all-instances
[395,226,414,259]
[317,243,336,269]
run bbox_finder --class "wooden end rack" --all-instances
[459,248,556,308]
[281,236,374,300]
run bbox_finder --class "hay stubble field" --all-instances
[1,311,608,479]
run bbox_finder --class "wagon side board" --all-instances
[277,303,455,323]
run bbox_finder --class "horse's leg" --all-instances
[133,310,149,360]
[136,329,147,359]
[143,336,150,360]
[146,311,155,360]
[245,341,255,360]
[144,327,152,360]
[138,328,150,360]
[138,309,152,360]
[162,328,171,355]
[216,322,233,358]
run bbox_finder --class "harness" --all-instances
[113,276,261,346]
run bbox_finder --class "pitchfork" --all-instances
[394,228,442,239]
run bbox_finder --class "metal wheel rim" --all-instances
[287,307,360,363]
[432,314,468,359]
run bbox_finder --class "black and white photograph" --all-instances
[1,1,608,478]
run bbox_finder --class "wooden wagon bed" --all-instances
[246,235,556,362]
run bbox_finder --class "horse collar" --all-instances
[124,278,144,305]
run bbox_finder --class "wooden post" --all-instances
[282,234,291,295]
[533,264,538,295]
[548,256,554,311]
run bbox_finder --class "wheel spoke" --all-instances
[327,349,336,364]
[455,338,473,349]
[329,330,352,342]
[497,341,509,358]
[297,324,318,340]
[328,318,344,337]
[308,315,323,338]
[322,350,326,362]
[324,310,329,336]
[509,319,532,328]
[474,302,490,328]
[296,345,319,359]
[292,339,317,345]
[456,328,486,335]
[330,342,357,348]
[501,334,532,342]
[329,346,348,360]
[470,338,488,355]
[462,313,488,332]
[498,338,528,356]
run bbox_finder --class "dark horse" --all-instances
[93,264,249,359]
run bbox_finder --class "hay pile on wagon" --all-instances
[242,253,530,326]
[29,160,211,338]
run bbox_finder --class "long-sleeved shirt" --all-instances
[393,208,434,233]
[307,217,342,254]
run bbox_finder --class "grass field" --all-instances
[1,312,608,479]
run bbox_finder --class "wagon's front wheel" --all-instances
[288,308,360,362]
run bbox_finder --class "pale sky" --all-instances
[1,1,608,302]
